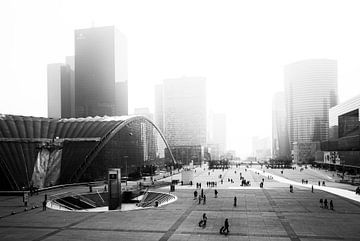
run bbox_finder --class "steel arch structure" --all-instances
[69,115,176,183]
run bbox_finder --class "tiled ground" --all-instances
[1,165,360,241]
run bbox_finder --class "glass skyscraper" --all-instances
[272,92,290,158]
[75,26,128,117]
[285,59,338,163]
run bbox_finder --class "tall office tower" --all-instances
[74,26,128,117]
[285,59,338,163]
[47,57,75,118]
[208,113,227,159]
[272,92,290,158]
[163,77,207,147]
[154,84,164,133]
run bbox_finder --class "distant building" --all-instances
[134,107,154,121]
[74,26,128,117]
[285,59,338,163]
[47,57,75,118]
[321,94,360,171]
[162,76,207,147]
[208,113,227,160]
[252,136,271,161]
[272,92,290,158]
[154,84,165,133]
[156,77,207,165]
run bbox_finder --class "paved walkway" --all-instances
[248,166,360,203]
[1,165,360,240]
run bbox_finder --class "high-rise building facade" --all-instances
[285,59,338,163]
[162,77,207,147]
[208,113,227,160]
[47,57,75,118]
[75,26,128,117]
[154,84,164,133]
[272,92,290,158]
[321,94,360,170]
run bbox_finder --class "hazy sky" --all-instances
[1,0,360,157]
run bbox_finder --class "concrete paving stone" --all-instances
[41,229,163,241]
[0,227,57,241]
[1,165,360,240]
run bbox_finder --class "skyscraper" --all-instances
[208,113,227,160]
[47,57,75,118]
[272,92,290,158]
[285,59,338,163]
[163,77,207,147]
[154,84,164,133]
[157,77,207,165]
[74,26,128,117]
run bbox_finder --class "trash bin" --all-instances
[170,184,175,192]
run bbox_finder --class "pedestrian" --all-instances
[324,199,328,209]
[289,185,293,193]
[320,198,323,208]
[199,213,207,227]
[311,185,314,193]
[214,189,218,198]
[318,181,320,186]
[198,195,201,204]
[203,195,206,205]
[330,200,334,210]
[223,218,230,234]
[201,189,204,198]
[194,190,198,200]
[322,181,326,186]
[42,199,47,211]
[234,196,237,207]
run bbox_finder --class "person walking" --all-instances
[42,199,47,211]
[199,213,207,227]
[320,198,323,208]
[234,196,237,207]
[223,218,230,234]
[311,185,314,193]
[198,195,201,204]
[203,195,206,205]
[214,189,218,198]
[201,189,204,198]
[330,200,334,210]
[194,190,198,200]
[324,199,328,209]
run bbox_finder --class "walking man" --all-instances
[203,195,206,205]
[234,196,237,207]
[224,218,230,234]
[194,190,198,200]
[42,199,47,211]
[330,200,334,210]
[214,189,218,198]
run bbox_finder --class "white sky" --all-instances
[1,0,360,158]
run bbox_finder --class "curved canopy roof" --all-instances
[0,114,175,191]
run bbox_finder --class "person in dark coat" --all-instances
[224,218,229,234]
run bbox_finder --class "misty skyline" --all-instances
[1,0,360,157]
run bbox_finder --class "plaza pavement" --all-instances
[1,165,360,241]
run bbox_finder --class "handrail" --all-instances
[96,190,105,204]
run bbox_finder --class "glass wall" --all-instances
[82,118,174,181]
